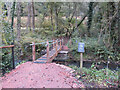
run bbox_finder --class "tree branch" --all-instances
[73,2,98,31]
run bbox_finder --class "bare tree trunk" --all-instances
[69,3,77,38]
[68,3,71,18]
[65,3,70,18]
[50,7,54,31]
[11,1,16,43]
[42,13,46,23]
[17,2,21,42]
[75,3,78,31]
[17,2,23,56]
[31,1,35,32]
[55,5,58,31]
[69,3,77,22]
[5,2,12,22]
[0,3,2,47]
[118,2,120,46]
[87,2,94,37]
[27,2,31,32]
[7,6,11,22]
[72,3,98,33]
[109,2,116,49]
[106,2,116,49]
[97,8,103,43]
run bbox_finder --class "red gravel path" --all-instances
[1,62,85,88]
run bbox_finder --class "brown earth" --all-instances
[1,62,85,88]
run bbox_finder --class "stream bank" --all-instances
[52,53,120,71]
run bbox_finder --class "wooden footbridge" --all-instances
[30,39,63,63]
[0,39,67,70]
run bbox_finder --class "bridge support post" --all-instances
[47,40,49,62]
[32,42,35,61]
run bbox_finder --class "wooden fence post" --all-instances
[11,43,15,69]
[47,40,49,61]
[80,53,83,68]
[32,42,35,61]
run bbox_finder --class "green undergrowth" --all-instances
[69,63,119,88]
[67,37,120,61]
[16,60,27,66]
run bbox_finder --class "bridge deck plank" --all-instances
[34,46,61,63]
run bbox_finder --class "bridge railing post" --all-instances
[32,42,35,61]
[55,40,58,56]
[47,40,49,61]
[60,39,62,50]
[62,39,63,46]
[69,39,72,47]
[53,39,55,49]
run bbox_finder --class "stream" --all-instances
[52,53,120,71]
